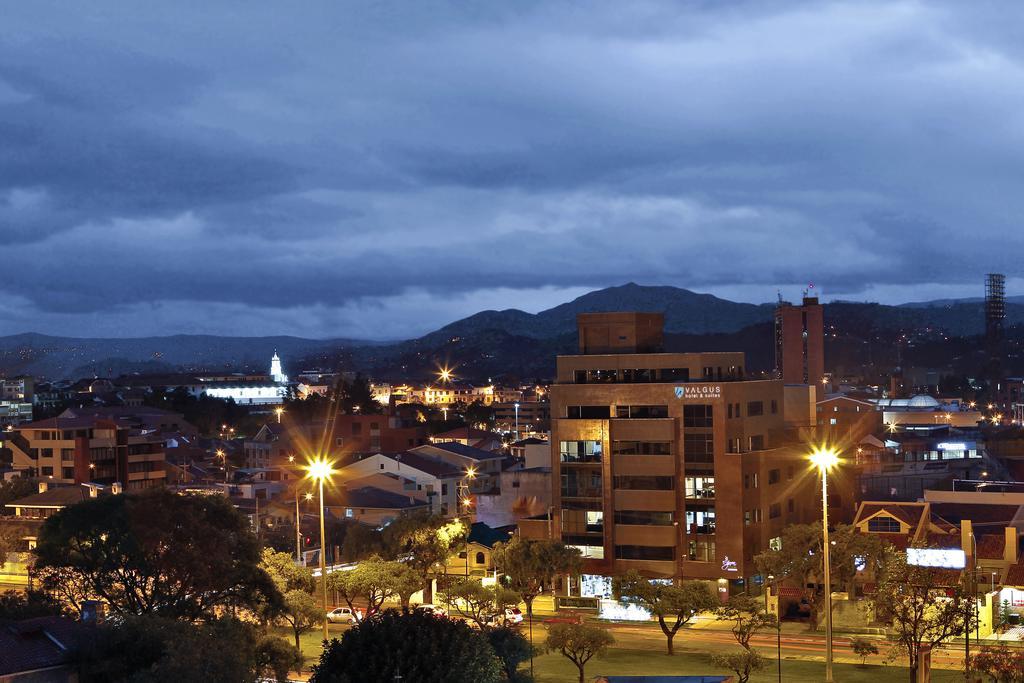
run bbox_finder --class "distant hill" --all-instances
[3,282,1023,381]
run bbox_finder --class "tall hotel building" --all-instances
[537,312,824,598]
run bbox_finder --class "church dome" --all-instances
[907,394,940,409]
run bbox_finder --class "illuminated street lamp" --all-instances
[305,456,336,640]
[216,449,228,484]
[809,446,840,683]
[275,406,284,423]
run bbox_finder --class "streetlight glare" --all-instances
[809,446,840,471]
[305,457,335,482]
[465,466,476,479]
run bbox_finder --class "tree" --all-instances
[716,594,776,652]
[441,577,521,630]
[711,650,765,683]
[0,589,67,620]
[310,609,502,683]
[545,623,614,683]
[33,488,281,620]
[256,634,305,682]
[383,513,468,599]
[869,547,973,683]
[851,637,879,666]
[487,626,534,682]
[261,547,315,593]
[0,522,27,569]
[613,570,717,655]
[0,477,36,507]
[326,558,402,620]
[279,589,322,653]
[391,562,426,609]
[971,643,1024,682]
[79,615,296,683]
[492,537,581,623]
[333,374,383,415]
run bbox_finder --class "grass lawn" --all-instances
[530,647,966,683]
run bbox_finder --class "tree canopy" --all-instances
[545,623,614,683]
[870,546,973,683]
[310,609,503,683]
[492,537,581,616]
[614,570,717,655]
[34,488,280,620]
[79,615,299,683]
[441,577,521,630]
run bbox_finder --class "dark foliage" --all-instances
[310,609,502,683]
[34,488,281,620]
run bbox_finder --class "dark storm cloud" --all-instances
[2,1,1024,337]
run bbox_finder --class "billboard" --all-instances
[906,548,966,569]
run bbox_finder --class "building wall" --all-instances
[550,361,809,582]
[776,298,824,386]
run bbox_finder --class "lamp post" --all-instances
[216,449,228,484]
[275,406,284,423]
[810,446,839,683]
[766,574,781,683]
[514,402,520,440]
[306,457,335,641]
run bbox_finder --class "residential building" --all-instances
[815,395,881,444]
[335,451,464,516]
[6,416,166,489]
[775,295,824,386]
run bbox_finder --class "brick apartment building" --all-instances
[6,416,167,490]
[522,312,832,598]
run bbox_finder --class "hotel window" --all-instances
[684,476,715,498]
[683,433,714,463]
[769,503,781,519]
[744,510,751,525]
[616,405,668,419]
[768,469,780,485]
[614,510,674,526]
[688,540,715,562]
[683,405,713,428]
[561,469,603,498]
[41,466,53,476]
[830,418,837,425]
[787,498,795,513]
[659,368,689,382]
[613,475,674,491]
[562,510,604,534]
[771,399,778,414]
[615,545,674,561]
[746,401,764,417]
[727,404,733,419]
[569,544,604,559]
[748,435,765,451]
[612,441,671,455]
[560,441,603,463]
[566,405,611,419]
[685,508,715,534]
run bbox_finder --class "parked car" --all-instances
[485,607,524,627]
[414,604,448,617]
[326,607,360,624]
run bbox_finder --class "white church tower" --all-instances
[270,351,288,384]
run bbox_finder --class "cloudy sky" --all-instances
[2,1,1023,340]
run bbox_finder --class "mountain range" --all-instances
[2,283,1022,381]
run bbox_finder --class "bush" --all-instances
[310,609,502,683]
[851,637,879,665]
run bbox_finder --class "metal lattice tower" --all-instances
[985,273,1006,383]
[986,273,1006,343]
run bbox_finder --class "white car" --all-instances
[414,604,447,617]
[486,607,524,626]
[326,607,360,624]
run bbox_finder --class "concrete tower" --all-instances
[270,351,288,384]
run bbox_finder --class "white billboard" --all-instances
[906,548,966,569]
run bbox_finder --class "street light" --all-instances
[275,406,284,423]
[295,490,313,565]
[766,574,781,683]
[514,402,520,440]
[810,446,839,683]
[305,456,336,641]
[216,449,228,484]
